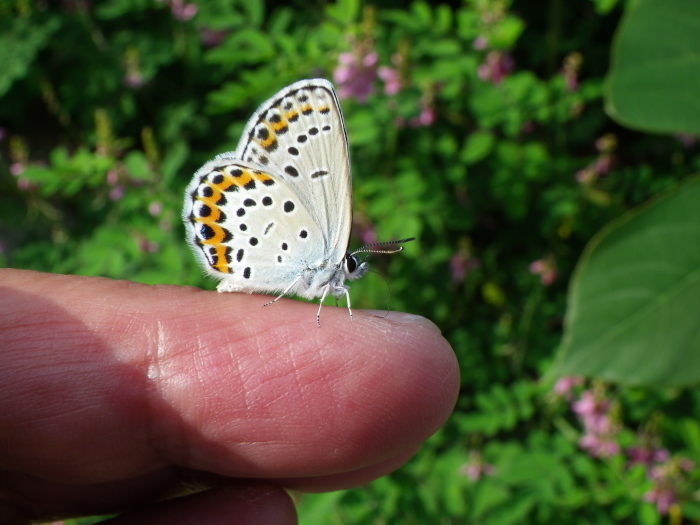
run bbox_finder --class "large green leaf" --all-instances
[606,0,700,134]
[554,177,700,387]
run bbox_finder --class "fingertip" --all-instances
[105,482,297,525]
[358,310,442,334]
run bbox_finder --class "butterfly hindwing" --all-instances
[183,158,325,294]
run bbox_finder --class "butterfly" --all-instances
[183,79,414,326]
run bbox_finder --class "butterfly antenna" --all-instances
[368,269,392,319]
[350,237,416,256]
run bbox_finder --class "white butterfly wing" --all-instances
[235,79,352,262]
[183,158,325,294]
[183,79,352,296]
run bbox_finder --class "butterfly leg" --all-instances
[316,285,331,327]
[339,286,353,322]
[262,275,303,308]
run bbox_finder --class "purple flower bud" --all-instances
[378,66,401,95]
[333,49,378,104]
[472,36,488,50]
[148,201,163,217]
[552,376,584,397]
[109,186,125,201]
[10,162,24,176]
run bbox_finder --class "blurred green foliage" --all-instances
[2,0,700,523]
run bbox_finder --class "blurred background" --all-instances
[2,0,700,523]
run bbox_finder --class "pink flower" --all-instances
[416,106,435,127]
[642,459,693,515]
[675,133,696,148]
[138,238,159,253]
[124,70,145,89]
[162,0,197,20]
[552,376,584,398]
[460,451,496,481]
[409,94,436,128]
[644,486,676,515]
[172,2,197,21]
[679,458,695,471]
[627,445,670,469]
[106,170,119,186]
[10,162,24,176]
[477,51,514,85]
[148,201,163,217]
[521,121,535,134]
[570,389,621,458]
[594,134,617,153]
[572,390,613,434]
[378,66,401,95]
[333,50,378,103]
[594,154,612,175]
[561,52,582,93]
[357,225,377,246]
[472,36,488,50]
[200,28,228,48]
[17,178,34,191]
[450,250,480,282]
[529,257,557,286]
[109,186,125,201]
[579,432,620,458]
[352,215,378,246]
[575,168,595,184]
[564,71,578,92]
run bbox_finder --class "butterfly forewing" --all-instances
[183,79,350,295]
[235,79,352,260]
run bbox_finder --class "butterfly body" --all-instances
[183,79,410,324]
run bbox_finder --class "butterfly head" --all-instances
[343,237,416,282]
[343,252,370,282]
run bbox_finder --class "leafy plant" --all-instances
[2,0,700,523]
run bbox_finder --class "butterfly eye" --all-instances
[345,253,358,274]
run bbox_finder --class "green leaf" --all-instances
[412,1,433,26]
[488,16,525,49]
[0,17,60,97]
[297,492,347,523]
[123,151,151,181]
[461,131,495,164]
[590,0,621,15]
[606,0,700,134]
[554,176,700,387]
[679,418,700,451]
[243,0,265,27]
[325,0,359,25]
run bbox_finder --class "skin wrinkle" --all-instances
[316,333,340,431]
[332,318,445,463]
[170,315,315,471]
[300,319,390,460]
[145,317,198,472]
[0,270,459,515]
[146,319,177,470]
[189,312,385,472]
[265,322,296,439]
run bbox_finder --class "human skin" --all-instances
[0,269,460,524]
